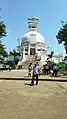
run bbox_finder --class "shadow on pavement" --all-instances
[0,77,67,82]
[24,83,37,86]
[24,83,32,86]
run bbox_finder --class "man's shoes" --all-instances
[36,83,38,85]
[30,83,34,86]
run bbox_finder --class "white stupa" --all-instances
[17,17,64,68]
[21,17,50,65]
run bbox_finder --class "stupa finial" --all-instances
[28,17,39,31]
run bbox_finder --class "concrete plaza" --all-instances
[0,70,67,119]
[0,69,66,81]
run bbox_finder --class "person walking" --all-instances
[28,63,33,77]
[45,64,49,75]
[31,62,39,86]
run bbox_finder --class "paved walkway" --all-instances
[0,69,67,81]
[0,70,67,118]
[0,79,67,119]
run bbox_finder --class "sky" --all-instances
[0,0,67,55]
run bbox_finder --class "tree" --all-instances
[48,51,54,58]
[56,21,67,53]
[0,14,7,65]
[0,40,8,56]
[9,49,20,65]
[64,56,67,62]
[0,19,7,58]
[47,51,54,62]
[0,20,6,38]
[5,60,15,68]
[0,40,8,63]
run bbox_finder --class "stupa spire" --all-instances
[28,17,39,31]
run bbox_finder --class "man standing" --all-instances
[52,64,58,77]
[31,62,39,86]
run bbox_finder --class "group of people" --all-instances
[28,62,58,86]
[28,62,40,86]
[43,63,58,77]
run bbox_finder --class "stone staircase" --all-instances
[17,55,42,69]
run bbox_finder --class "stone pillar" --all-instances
[23,46,25,61]
[28,43,30,56]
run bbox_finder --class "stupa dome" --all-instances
[22,31,45,44]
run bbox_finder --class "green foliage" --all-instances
[47,51,54,62]
[57,62,66,70]
[0,40,8,65]
[5,60,15,68]
[0,20,6,38]
[47,60,55,65]
[56,21,67,53]
[9,49,20,56]
[0,19,7,63]
[63,71,67,75]
[48,51,54,58]
[0,57,4,63]
[14,58,19,65]
[64,55,67,62]
[9,49,20,65]
[0,41,8,66]
[0,40,8,58]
